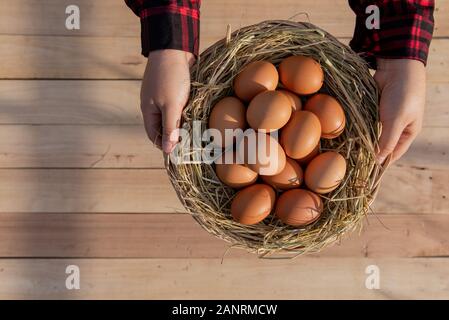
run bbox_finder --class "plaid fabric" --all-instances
[125,0,434,67]
[349,0,434,68]
[125,0,201,57]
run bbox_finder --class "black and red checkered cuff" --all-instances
[349,0,434,69]
[139,4,200,58]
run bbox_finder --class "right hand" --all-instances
[373,59,426,164]
[140,49,194,153]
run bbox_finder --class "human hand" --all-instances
[373,59,426,164]
[140,49,195,153]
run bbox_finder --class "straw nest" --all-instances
[165,20,388,258]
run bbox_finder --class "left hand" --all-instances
[373,58,426,164]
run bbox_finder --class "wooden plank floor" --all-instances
[0,0,448,299]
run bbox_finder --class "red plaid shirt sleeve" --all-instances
[125,0,201,57]
[125,0,434,67]
[349,0,434,68]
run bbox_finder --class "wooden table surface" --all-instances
[0,0,448,299]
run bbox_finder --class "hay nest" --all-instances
[166,20,388,258]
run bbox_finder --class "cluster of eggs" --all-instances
[209,56,347,227]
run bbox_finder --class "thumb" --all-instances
[377,121,404,164]
[161,105,183,154]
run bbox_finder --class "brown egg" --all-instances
[215,150,258,189]
[208,96,246,147]
[296,143,320,166]
[237,131,286,176]
[247,91,291,132]
[275,189,323,226]
[304,94,346,139]
[278,89,302,112]
[305,151,347,194]
[261,158,303,190]
[279,56,324,95]
[280,111,321,159]
[231,184,276,225]
[234,61,279,102]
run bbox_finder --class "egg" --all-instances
[237,131,286,176]
[297,143,320,166]
[215,150,258,189]
[278,89,302,112]
[279,56,324,95]
[304,94,346,139]
[280,111,321,159]
[231,184,276,225]
[304,151,347,194]
[247,91,291,132]
[208,96,246,147]
[275,189,323,226]
[234,61,279,102]
[261,157,303,190]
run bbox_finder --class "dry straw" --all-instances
[166,20,389,258]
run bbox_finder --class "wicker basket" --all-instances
[165,20,388,258]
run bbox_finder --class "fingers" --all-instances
[390,122,421,163]
[141,105,163,150]
[141,103,183,154]
[161,105,183,153]
[377,121,405,164]
[377,119,421,164]
[373,59,426,165]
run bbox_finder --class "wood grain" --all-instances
[0,35,145,79]
[1,81,448,126]
[425,83,449,127]
[371,168,433,214]
[0,126,446,169]
[0,37,447,80]
[0,258,448,299]
[0,168,440,213]
[0,167,442,214]
[397,127,449,171]
[0,125,163,168]
[0,80,142,125]
[1,0,447,37]
[0,0,139,37]
[0,213,448,259]
[0,0,447,301]
[0,169,184,213]
[432,171,449,214]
